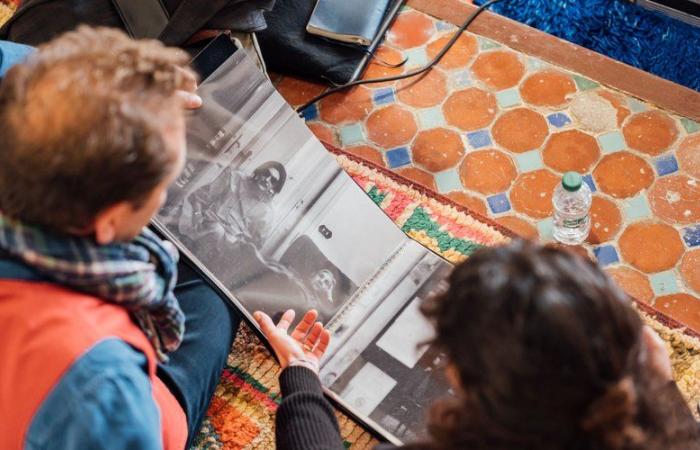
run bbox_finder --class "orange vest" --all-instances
[0,279,188,450]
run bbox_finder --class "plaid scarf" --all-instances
[0,211,184,361]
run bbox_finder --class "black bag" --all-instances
[0,0,274,46]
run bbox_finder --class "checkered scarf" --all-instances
[0,211,184,361]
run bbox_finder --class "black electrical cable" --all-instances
[295,0,508,115]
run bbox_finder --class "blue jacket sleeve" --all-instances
[0,40,34,77]
[24,339,163,450]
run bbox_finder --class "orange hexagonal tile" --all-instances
[345,145,386,167]
[509,169,560,219]
[307,122,337,146]
[587,196,621,244]
[596,90,631,126]
[427,33,478,70]
[677,134,700,180]
[622,110,679,156]
[492,108,549,153]
[593,152,654,199]
[470,50,525,91]
[446,191,488,216]
[648,174,700,224]
[412,128,465,172]
[366,104,418,149]
[618,221,684,273]
[495,215,539,240]
[397,166,437,190]
[520,70,576,108]
[362,46,405,87]
[605,266,654,304]
[397,69,448,108]
[680,250,700,295]
[654,293,700,333]
[387,10,435,49]
[459,149,517,195]
[543,130,601,173]
[318,86,373,125]
[443,88,498,132]
[275,76,326,107]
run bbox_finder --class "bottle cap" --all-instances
[562,172,583,192]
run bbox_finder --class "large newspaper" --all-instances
[154,48,454,443]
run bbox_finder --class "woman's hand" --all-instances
[175,66,202,109]
[642,326,673,381]
[254,309,331,374]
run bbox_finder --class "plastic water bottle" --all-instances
[553,172,592,245]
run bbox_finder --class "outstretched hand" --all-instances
[253,309,331,374]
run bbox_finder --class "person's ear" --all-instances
[93,202,131,245]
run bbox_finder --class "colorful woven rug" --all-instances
[192,148,700,449]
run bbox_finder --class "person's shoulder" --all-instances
[26,338,161,449]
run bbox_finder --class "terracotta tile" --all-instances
[648,174,700,225]
[495,215,539,240]
[459,149,517,195]
[307,122,338,146]
[471,50,525,91]
[618,221,684,273]
[680,250,700,295]
[605,266,654,304]
[412,128,465,172]
[442,88,497,131]
[543,130,601,173]
[362,46,405,87]
[397,166,437,190]
[593,152,654,199]
[318,86,373,125]
[366,104,418,149]
[446,191,488,216]
[345,145,386,167]
[677,134,700,180]
[622,111,679,156]
[654,293,700,333]
[397,69,448,108]
[275,76,326,107]
[426,33,478,70]
[492,108,549,153]
[509,169,560,219]
[387,10,435,49]
[586,196,621,244]
[596,90,631,126]
[520,70,576,108]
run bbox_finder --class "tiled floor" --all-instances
[274,7,700,332]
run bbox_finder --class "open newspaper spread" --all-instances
[153,47,454,444]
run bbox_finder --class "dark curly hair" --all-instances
[411,240,695,450]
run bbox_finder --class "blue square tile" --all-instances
[339,123,365,146]
[594,245,619,267]
[527,57,549,71]
[404,47,429,68]
[547,113,571,128]
[537,218,554,241]
[573,75,599,91]
[386,147,411,168]
[301,104,319,121]
[436,21,454,31]
[452,70,473,88]
[496,88,522,108]
[682,225,700,247]
[373,87,395,105]
[487,193,511,214]
[582,174,597,193]
[417,106,447,128]
[434,169,463,193]
[628,98,647,112]
[681,117,700,134]
[478,37,501,50]
[467,130,492,148]
[650,271,679,296]
[654,154,679,176]
[598,131,625,153]
[623,194,652,221]
[514,150,543,173]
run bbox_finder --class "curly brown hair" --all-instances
[412,240,697,450]
[0,26,192,232]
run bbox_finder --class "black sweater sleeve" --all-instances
[276,366,346,450]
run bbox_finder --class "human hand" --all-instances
[175,66,202,109]
[253,309,331,374]
[641,326,673,381]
